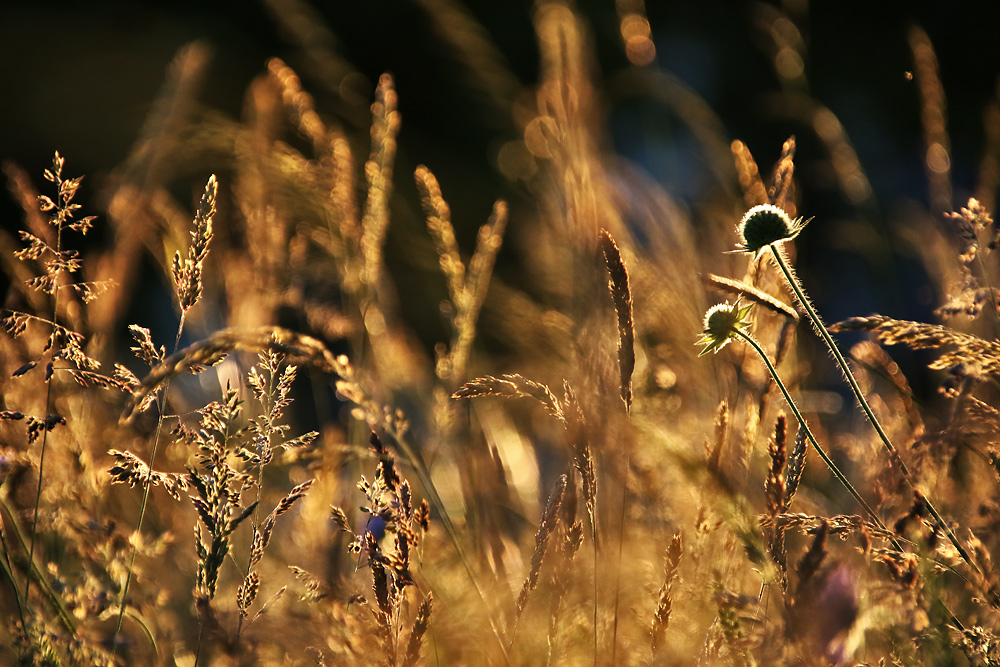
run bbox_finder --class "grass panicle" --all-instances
[651,532,682,654]
[598,228,635,412]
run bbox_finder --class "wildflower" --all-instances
[736,204,808,255]
[697,301,753,356]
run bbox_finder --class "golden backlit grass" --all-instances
[3,4,1000,666]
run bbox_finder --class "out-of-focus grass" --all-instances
[2,3,1000,666]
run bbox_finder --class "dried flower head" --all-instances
[697,301,753,356]
[736,204,807,255]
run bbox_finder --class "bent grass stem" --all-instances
[734,329,897,546]
[766,246,977,571]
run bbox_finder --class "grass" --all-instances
[3,3,1000,666]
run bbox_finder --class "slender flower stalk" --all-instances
[737,204,977,571]
[112,175,218,656]
[14,153,98,626]
[698,303,896,544]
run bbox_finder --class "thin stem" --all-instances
[592,536,598,667]
[193,620,206,667]
[387,429,511,664]
[736,330,898,547]
[0,513,27,633]
[767,246,977,570]
[609,451,628,667]
[112,312,188,656]
[0,498,76,634]
[237,355,277,641]
[23,222,63,615]
[739,329,976,647]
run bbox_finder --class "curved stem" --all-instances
[736,330,899,549]
[767,246,977,571]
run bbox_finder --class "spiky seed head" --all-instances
[697,301,753,356]
[736,204,806,255]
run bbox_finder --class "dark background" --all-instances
[1,0,999,362]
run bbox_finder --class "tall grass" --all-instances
[2,4,1000,666]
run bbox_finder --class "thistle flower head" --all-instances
[697,301,753,356]
[736,204,807,255]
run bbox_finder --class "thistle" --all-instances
[733,203,980,577]
[735,204,808,256]
[697,301,753,356]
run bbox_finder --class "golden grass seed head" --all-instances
[736,203,805,254]
[697,301,753,356]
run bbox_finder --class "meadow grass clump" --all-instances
[4,4,1000,666]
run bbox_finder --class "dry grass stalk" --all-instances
[760,93,875,207]
[783,426,806,511]
[454,200,507,366]
[416,165,465,305]
[715,589,757,667]
[764,415,787,519]
[347,432,432,664]
[516,474,567,615]
[171,175,217,313]
[731,140,769,208]
[266,57,327,154]
[360,73,400,291]
[598,229,635,411]
[326,128,361,272]
[936,198,998,320]
[106,449,189,500]
[707,400,729,474]
[651,532,682,653]
[329,506,355,539]
[419,163,508,386]
[962,396,1000,446]
[402,594,433,667]
[764,415,789,587]
[288,565,330,603]
[1,162,57,319]
[831,315,1000,380]
[545,515,585,664]
[561,385,598,547]
[3,153,114,652]
[455,371,597,656]
[759,513,895,542]
[454,373,564,422]
[183,387,260,603]
[850,340,925,441]
[767,135,797,218]
[795,519,828,586]
[121,326,351,422]
[908,26,952,212]
[702,273,798,322]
